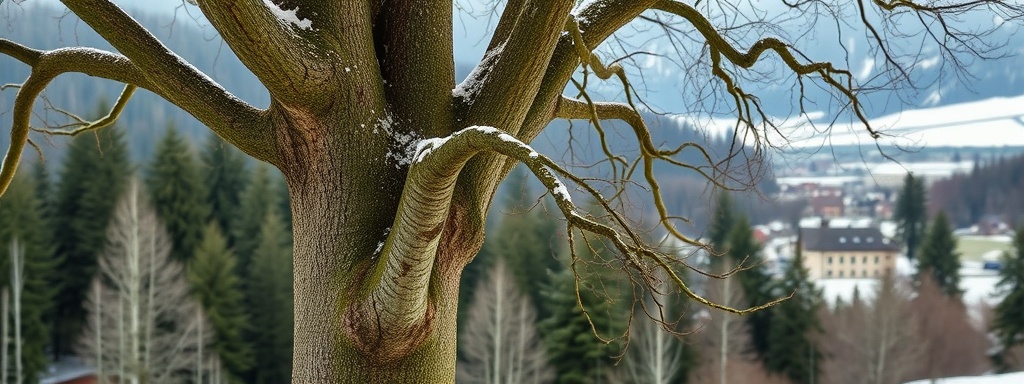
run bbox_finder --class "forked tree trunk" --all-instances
[283,116,473,382]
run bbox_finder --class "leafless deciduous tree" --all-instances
[78,179,211,384]
[621,269,688,384]
[456,259,553,384]
[821,274,923,384]
[689,268,757,384]
[906,275,990,381]
[2,0,1022,381]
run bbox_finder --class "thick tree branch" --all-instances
[456,0,574,132]
[485,0,527,53]
[0,73,50,198]
[194,0,355,110]
[446,0,661,265]
[376,1,454,139]
[0,40,42,66]
[56,0,275,161]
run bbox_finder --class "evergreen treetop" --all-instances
[201,133,250,241]
[51,118,130,358]
[991,227,1024,372]
[916,211,963,297]
[147,125,210,263]
[0,171,58,383]
[246,209,294,384]
[724,216,775,360]
[189,223,254,383]
[895,173,927,260]
[708,192,736,252]
[764,239,823,383]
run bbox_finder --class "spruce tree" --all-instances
[991,227,1024,372]
[231,165,276,275]
[895,173,927,260]
[189,223,254,383]
[0,171,57,383]
[147,125,210,263]
[540,264,615,384]
[725,216,774,359]
[916,211,962,297]
[708,192,736,252]
[200,133,249,242]
[491,205,562,320]
[458,167,533,325]
[50,118,130,358]
[246,209,294,384]
[764,240,822,383]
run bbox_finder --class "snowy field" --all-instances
[817,275,1002,306]
[904,372,1024,384]
[816,255,1004,307]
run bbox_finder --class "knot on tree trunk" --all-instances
[342,295,438,363]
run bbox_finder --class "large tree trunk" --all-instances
[289,188,465,382]
[282,110,472,382]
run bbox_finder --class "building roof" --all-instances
[801,227,900,252]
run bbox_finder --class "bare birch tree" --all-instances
[689,269,754,384]
[8,238,23,384]
[821,274,923,384]
[456,259,553,384]
[622,270,686,384]
[907,275,990,381]
[78,179,210,384]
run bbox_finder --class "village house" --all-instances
[800,226,901,279]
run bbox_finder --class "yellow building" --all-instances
[801,227,900,279]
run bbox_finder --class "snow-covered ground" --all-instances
[789,94,1024,148]
[816,259,1004,307]
[904,371,1024,384]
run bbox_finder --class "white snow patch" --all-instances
[904,372,1024,384]
[263,0,313,30]
[374,227,391,256]
[552,178,572,203]
[376,113,424,168]
[412,137,450,164]
[529,151,539,159]
[453,40,507,101]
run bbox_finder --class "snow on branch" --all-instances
[262,0,313,30]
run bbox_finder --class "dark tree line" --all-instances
[0,111,293,383]
[930,153,1024,228]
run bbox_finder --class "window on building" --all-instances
[828,256,833,264]
[874,270,880,277]
[862,270,867,277]
[827,270,833,277]
[851,257,856,265]
[840,256,844,264]
[863,256,867,264]
[839,271,844,277]
[875,256,879,264]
